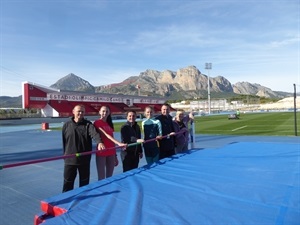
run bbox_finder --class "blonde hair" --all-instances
[144,106,154,118]
[144,106,154,113]
[176,110,184,116]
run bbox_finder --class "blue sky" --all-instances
[1,0,299,97]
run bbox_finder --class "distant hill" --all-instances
[0,65,294,108]
[0,96,22,108]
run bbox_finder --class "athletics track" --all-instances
[0,125,299,225]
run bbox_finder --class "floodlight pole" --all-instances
[198,73,201,115]
[293,84,297,136]
[205,63,212,114]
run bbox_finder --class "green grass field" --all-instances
[52,112,299,136]
[112,112,300,136]
[194,112,300,136]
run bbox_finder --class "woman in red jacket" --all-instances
[94,106,126,180]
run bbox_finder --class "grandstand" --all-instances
[22,81,168,117]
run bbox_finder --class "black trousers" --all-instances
[121,152,139,172]
[159,149,175,160]
[63,164,90,192]
[159,137,175,160]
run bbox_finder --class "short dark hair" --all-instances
[162,103,170,108]
[126,110,137,116]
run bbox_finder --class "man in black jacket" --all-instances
[155,104,176,159]
[120,110,143,172]
[62,105,105,192]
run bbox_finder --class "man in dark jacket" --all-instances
[120,110,143,172]
[155,103,176,159]
[62,104,105,192]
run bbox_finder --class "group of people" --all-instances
[62,103,194,192]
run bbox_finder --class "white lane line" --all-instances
[232,125,247,132]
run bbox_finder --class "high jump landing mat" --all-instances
[34,141,300,225]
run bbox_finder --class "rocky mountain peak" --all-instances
[232,82,285,98]
[50,73,95,93]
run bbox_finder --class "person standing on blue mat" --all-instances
[120,110,143,172]
[155,103,176,159]
[173,110,189,153]
[141,106,162,165]
[94,106,126,180]
[62,104,105,192]
[182,111,194,148]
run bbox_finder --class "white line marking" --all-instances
[232,125,247,132]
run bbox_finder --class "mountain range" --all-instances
[0,65,293,108]
[50,65,291,99]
